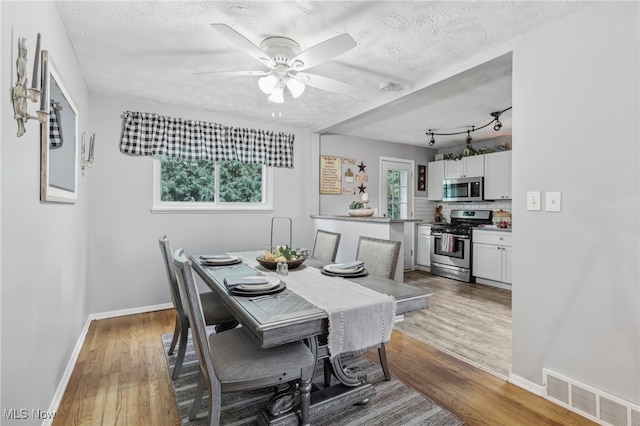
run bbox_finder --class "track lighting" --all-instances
[425,107,511,147]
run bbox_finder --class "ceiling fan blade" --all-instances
[296,73,356,94]
[194,70,270,76]
[210,24,275,68]
[289,34,356,71]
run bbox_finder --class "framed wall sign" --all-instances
[417,165,426,191]
[320,155,342,194]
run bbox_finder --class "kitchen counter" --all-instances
[474,226,512,233]
[310,214,423,223]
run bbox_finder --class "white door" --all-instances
[380,158,414,270]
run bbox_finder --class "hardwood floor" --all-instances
[399,270,512,378]
[53,309,595,425]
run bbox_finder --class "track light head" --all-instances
[428,132,435,146]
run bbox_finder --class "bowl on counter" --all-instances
[348,208,374,217]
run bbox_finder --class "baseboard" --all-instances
[43,302,173,426]
[508,372,545,396]
[89,302,173,320]
[474,277,512,291]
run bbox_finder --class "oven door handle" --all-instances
[431,232,470,239]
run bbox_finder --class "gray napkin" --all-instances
[201,254,233,260]
[224,276,269,289]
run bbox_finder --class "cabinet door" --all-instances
[473,243,502,281]
[417,234,431,266]
[502,246,512,284]
[484,151,512,200]
[427,161,445,201]
[444,160,464,179]
[464,155,485,177]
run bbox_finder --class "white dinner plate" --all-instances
[324,264,364,274]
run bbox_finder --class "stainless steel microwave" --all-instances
[442,177,483,202]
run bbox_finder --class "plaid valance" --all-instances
[49,100,63,149]
[119,111,294,168]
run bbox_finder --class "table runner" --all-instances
[239,253,396,359]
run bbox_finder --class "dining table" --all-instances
[189,251,432,425]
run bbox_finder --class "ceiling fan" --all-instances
[203,24,357,103]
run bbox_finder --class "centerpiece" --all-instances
[257,245,306,270]
[348,194,374,217]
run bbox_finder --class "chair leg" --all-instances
[208,375,222,426]
[299,378,312,426]
[172,325,189,380]
[322,359,332,387]
[378,344,391,381]
[168,313,181,355]
[190,374,206,421]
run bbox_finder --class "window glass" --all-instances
[154,157,271,211]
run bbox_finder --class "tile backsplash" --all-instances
[415,197,512,224]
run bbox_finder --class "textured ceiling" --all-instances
[57,1,590,147]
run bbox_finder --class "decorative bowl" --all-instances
[256,256,306,270]
[348,208,375,217]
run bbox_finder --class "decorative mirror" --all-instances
[40,50,79,203]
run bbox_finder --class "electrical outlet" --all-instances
[546,192,562,212]
[527,191,541,211]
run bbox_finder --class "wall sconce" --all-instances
[12,33,48,137]
[426,106,512,147]
[80,132,95,176]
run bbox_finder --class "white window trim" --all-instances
[151,157,274,213]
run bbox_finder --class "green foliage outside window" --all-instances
[160,157,262,203]
[387,170,401,219]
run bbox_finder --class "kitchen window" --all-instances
[152,156,273,212]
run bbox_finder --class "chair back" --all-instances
[312,230,341,262]
[158,236,185,317]
[173,248,214,385]
[356,236,401,279]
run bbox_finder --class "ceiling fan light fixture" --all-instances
[258,74,278,94]
[286,77,305,98]
[268,83,285,103]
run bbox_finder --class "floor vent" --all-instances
[543,369,640,426]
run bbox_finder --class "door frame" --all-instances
[379,157,415,269]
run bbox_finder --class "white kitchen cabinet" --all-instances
[427,161,444,201]
[472,230,512,284]
[444,155,484,179]
[416,224,431,267]
[484,151,512,200]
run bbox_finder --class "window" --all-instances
[386,170,409,219]
[152,156,272,212]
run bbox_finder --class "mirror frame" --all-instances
[40,50,79,203]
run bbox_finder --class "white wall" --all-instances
[511,2,639,404]
[318,134,430,215]
[88,97,314,313]
[1,2,91,422]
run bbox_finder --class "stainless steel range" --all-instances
[430,209,493,282]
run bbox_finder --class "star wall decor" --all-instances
[358,183,367,193]
[358,161,366,173]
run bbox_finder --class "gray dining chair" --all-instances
[158,236,237,379]
[356,236,401,381]
[312,229,341,262]
[173,248,315,426]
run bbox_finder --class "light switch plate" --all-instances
[527,191,541,211]
[546,191,562,212]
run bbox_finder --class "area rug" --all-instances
[162,332,463,425]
